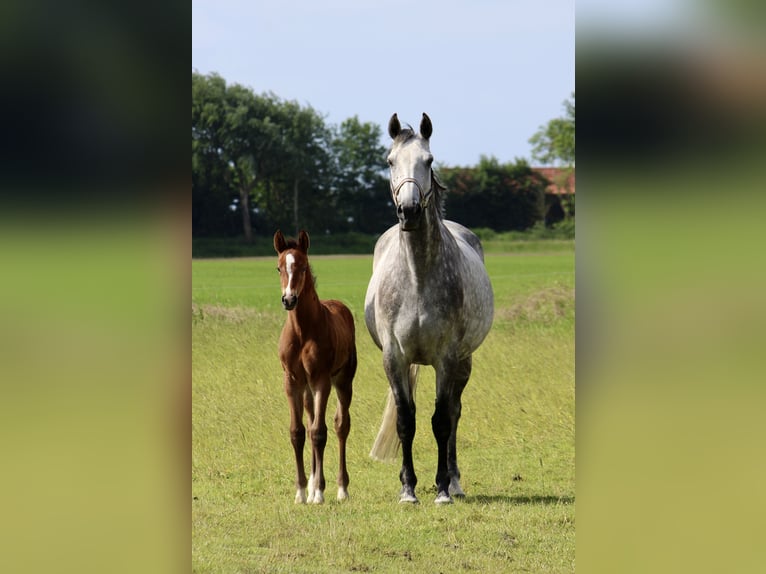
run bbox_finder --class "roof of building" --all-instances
[533,167,575,195]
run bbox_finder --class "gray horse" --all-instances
[365,113,494,504]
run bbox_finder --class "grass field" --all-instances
[192,242,574,572]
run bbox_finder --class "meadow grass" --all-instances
[192,246,574,572]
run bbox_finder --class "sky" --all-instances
[192,0,574,167]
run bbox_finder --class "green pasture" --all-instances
[192,245,575,572]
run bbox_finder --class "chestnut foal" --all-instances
[274,230,356,503]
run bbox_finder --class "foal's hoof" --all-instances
[399,486,419,504]
[337,486,349,501]
[295,488,307,504]
[434,491,453,504]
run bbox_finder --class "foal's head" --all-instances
[273,229,311,311]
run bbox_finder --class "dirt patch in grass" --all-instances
[192,303,274,324]
[499,285,574,325]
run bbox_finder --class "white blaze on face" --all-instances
[389,139,432,207]
[284,253,296,298]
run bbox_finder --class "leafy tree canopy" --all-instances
[529,93,575,167]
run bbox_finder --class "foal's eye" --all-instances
[276,267,280,273]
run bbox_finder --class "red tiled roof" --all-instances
[533,167,575,195]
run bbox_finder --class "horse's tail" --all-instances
[369,364,419,462]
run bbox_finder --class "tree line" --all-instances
[192,71,574,240]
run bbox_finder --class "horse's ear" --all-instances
[420,113,432,140]
[388,113,401,139]
[273,230,287,253]
[298,230,310,253]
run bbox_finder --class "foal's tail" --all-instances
[369,365,419,462]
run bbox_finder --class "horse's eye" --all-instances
[426,156,434,166]
[387,158,393,166]
[276,267,280,273]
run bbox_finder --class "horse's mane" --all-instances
[391,126,416,146]
[431,169,447,218]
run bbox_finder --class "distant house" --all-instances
[533,167,575,226]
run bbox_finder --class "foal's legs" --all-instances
[308,376,331,503]
[302,386,316,502]
[284,372,308,503]
[333,352,355,500]
[432,355,472,504]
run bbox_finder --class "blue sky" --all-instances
[192,0,574,167]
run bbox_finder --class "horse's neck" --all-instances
[399,210,446,270]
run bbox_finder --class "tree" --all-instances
[441,157,548,231]
[192,71,410,238]
[278,102,332,236]
[192,72,286,241]
[529,93,575,167]
[328,117,389,234]
[529,93,575,220]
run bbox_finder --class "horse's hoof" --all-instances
[434,492,453,505]
[448,478,465,498]
[295,488,307,504]
[337,486,349,501]
[399,487,419,504]
[311,490,325,504]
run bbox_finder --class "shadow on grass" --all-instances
[464,494,574,505]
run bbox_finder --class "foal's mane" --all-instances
[283,238,301,250]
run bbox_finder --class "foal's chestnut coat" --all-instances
[274,230,356,503]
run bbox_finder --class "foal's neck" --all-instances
[288,273,322,331]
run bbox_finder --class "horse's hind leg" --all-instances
[334,352,355,500]
[447,404,465,498]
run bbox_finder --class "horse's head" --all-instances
[273,229,310,311]
[387,113,434,231]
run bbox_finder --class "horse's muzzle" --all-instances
[397,202,422,231]
[281,295,298,310]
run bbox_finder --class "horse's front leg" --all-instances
[284,370,308,503]
[307,375,330,504]
[433,355,471,504]
[383,350,418,503]
[448,356,471,499]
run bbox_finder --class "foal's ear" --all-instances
[273,230,287,253]
[388,113,401,139]
[298,230,310,253]
[420,113,432,140]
